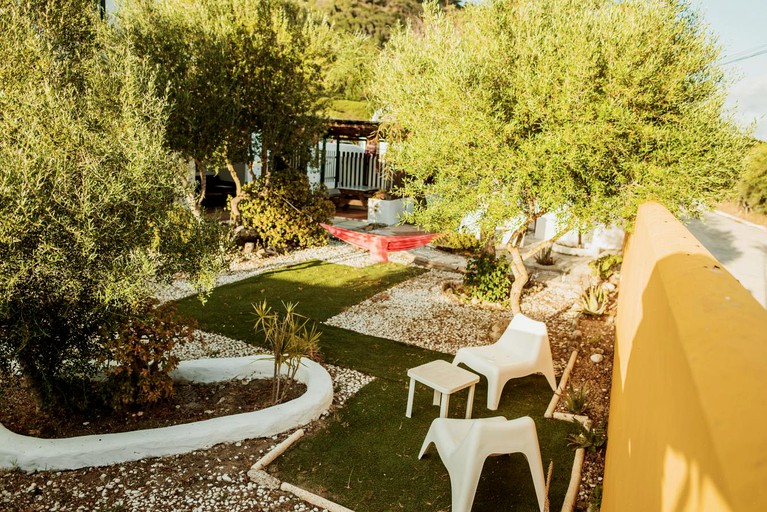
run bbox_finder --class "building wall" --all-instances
[602,202,767,512]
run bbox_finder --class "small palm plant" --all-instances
[253,301,320,404]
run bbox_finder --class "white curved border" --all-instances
[0,356,333,472]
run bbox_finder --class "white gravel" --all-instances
[324,269,506,355]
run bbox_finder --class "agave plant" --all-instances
[567,419,607,453]
[581,285,609,316]
[564,382,590,415]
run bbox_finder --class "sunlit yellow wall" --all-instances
[601,202,767,512]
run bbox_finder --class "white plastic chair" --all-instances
[418,416,546,512]
[453,313,556,410]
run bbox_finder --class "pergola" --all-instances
[319,119,384,191]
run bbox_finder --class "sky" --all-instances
[693,0,767,140]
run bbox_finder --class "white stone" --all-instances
[590,353,604,363]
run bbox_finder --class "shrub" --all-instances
[0,2,225,411]
[581,285,609,316]
[564,382,590,415]
[589,254,623,281]
[431,232,482,254]
[101,301,195,410]
[253,301,321,404]
[464,253,513,304]
[739,142,767,215]
[239,170,335,251]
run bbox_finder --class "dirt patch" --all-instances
[552,306,616,511]
[0,373,305,439]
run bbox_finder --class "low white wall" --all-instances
[0,356,333,472]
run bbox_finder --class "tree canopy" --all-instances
[0,0,226,408]
[115,0,333,218]
[372,0,749,311]
[739,142,767,215]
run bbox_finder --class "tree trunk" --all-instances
[180,159,202,218]
[224,158,243,225]
[260,143,270,188]
[507,242,529,315]
[195,159,207,211]
[481,231,496,257]
[508,223,574,313]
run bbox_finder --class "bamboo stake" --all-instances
[545,350,578,418]
[281,482,355,512]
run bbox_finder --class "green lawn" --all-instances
[177,260,577,511]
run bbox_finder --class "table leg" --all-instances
[465,384,475,419]
[406,378,416,418]
[433,389,441,406]
[440,393,450,418]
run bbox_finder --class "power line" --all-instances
[720,48,767,66]
[723,42,767,61]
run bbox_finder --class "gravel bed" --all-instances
[1,438,326,512]
[323,267,584,370]
[325,269,505,354]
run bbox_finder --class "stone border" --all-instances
[0,356,333,472]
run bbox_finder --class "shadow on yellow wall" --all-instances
[602,202,767,512]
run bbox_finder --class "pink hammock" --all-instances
[321,223,439,263]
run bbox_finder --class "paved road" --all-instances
[685,212,767,309]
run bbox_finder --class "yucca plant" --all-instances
[253,301,321,404]
[564,382,590,415]
[581,285,609,316]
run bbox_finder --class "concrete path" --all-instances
[685,212,767,309]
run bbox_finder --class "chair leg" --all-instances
[449,458,484,512]
[418,428,435,459]
[542,364,557,392]
[518,420,546,512]
[486,377,506,410]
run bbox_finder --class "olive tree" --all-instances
[372,0,749,312]
[115,0,332,221]
[739,142,767,214]
[0,0,226,409]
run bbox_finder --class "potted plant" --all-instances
[368,190,413,225]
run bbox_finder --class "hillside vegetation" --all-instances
[304,0,441,46]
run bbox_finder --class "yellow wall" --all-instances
[602,202,767,512]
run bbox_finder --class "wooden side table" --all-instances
[406,360,480,419]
